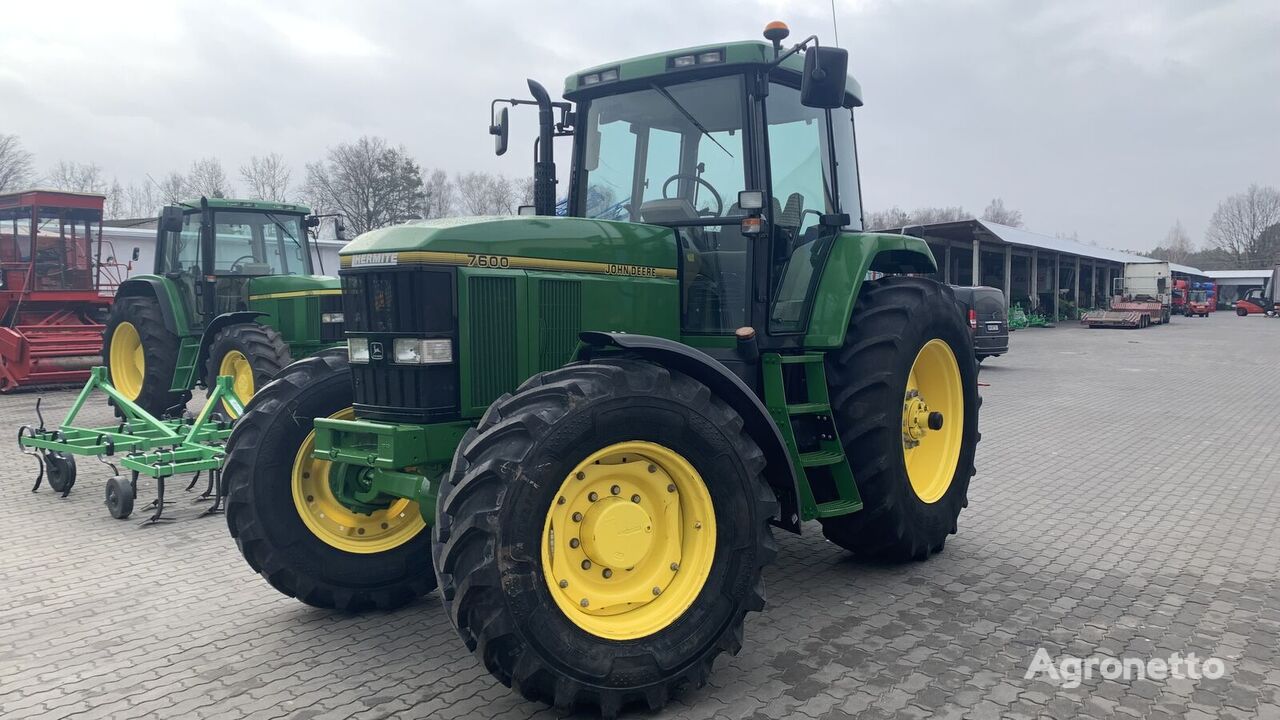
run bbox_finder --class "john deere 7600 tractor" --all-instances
[103,198,344,416]
[226,24,979,716]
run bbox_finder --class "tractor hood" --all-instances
[246,274,340,299]
[339,216,676,274]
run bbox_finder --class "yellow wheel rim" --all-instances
[902,338,964,503]
[541,441,716,641]
[109,321,144,400]
[291,408,427,554]
[217,350,255,418]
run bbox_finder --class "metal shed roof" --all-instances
[890,219,1209,274]
[1204,269,1273,280]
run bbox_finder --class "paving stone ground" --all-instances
[1,313,1278,719]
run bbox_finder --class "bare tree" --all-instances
[518,176,535,209]
[1160,220,1194,264]
[156,172,187,204]
[453,171,493,215]
[423,169,453,219]
[0,133,35,192]
[863,207,912,231]
[486,174,518,215]
[47,161,107,193]
[239,153,291,202]
[303,136,426,235]
[865,206,970,230]
[105,179,126,219]
[186,157,232,198]
[981,197,1023,227]
[1205,184,1280,268]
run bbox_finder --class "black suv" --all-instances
[950,285,1009,363]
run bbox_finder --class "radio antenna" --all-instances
[830,0,841,46]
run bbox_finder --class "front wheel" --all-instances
[204,323,290,419]
[224,351,436,612]
[820,276,980,561]
[1237,307,1248,317]
[434,359,777,717]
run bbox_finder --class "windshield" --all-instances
[212,211,309,275]
[582,75,747,222]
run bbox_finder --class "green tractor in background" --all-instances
[225,23,979,717]
[103,198,345,417]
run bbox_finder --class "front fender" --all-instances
[576,331,803,534]
[804,232,937,348]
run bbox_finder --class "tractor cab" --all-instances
[157,198,323,324]
[0,190,117,391]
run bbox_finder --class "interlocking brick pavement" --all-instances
[1,314,1277,719]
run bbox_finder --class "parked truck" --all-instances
[1081,261,1171,328]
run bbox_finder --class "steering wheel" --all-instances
[661,174,724,218]
[228,255,256,273]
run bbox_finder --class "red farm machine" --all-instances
[0,190,124,391]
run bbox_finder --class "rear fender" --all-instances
[116,276,187,335]
[576,331,802,534]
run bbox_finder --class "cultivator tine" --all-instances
[94,434,119,475]
[197,468,216,500]
[199,470,226,517]
[141,477,175,525]
[185,471,202,492]
[18,426,46,492]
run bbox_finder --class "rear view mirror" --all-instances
[305,215,321,228]
[800,46,849,109]
[159,206,185,233]
[335,221,348,242]
[491,106,510,156]
[131,247,140,261]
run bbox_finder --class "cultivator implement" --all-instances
[18,366,243,523]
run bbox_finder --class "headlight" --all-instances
[393,338,452,365]
[348,338,369,363]
[321,312,344,324]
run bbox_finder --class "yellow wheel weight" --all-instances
[901,338,964,503]
[109,321,145,400]
[541,441,716,641]
[291,408,427,554]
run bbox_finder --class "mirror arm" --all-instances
[765,35,821,73]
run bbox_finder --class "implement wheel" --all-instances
[820,276,980,561]
[224,351,436,612]
[434,359,777,717]
[102,296,186,417]
[105,476,135,519]
[45,452,77,495]
[204,323,290,419]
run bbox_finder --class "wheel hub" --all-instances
[901,339,964,504]
[541,441,716,640]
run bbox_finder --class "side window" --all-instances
[173,213,200,273]
[585,119,637,219]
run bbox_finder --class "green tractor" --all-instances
[225,23,979,717]
[103,197,345,417]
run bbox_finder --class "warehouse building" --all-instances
[886,219,1211,317]
[1203,269,1274,304]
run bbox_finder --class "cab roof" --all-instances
[564,39,863,107]
[182,197,311,214]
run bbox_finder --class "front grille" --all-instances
[538,279,581,370]
[467,276,519,409]
[320,294,344,341]
[342,267,458,423]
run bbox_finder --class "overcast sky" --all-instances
[2,0,1277,251]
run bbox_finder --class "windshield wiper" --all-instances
[264,213,300,248]
[650,84,733,158]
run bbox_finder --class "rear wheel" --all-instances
[102,296,186,417]
[104,476,135,519]
[204,323,290,419]
[434,359,777,717]
[224,352,436,611]
[820,276,980,561]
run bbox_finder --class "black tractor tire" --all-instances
[204,323,291,418]
[434,358,777,718]
[819,276,980,562]
[224,351,436,612]
[105,476,135,519]
[102,296,187,418]
[45,452,77,495]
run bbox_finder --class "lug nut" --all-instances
[580,598,589,607]
[631,494,641,504]
[610,485,620,495]
[581,559,592,570]
[559,579,568,588]
[588,492,598,502]
[648,464,657,473]
[569,538,580,549]
[652,587,662,596]
[667,484,676,493]
[670,562,679,571]
[572,512,583,522]
[576,471,585,480]
[557,496,565,505]
[694,522,702,529]
[602,569,613,579]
